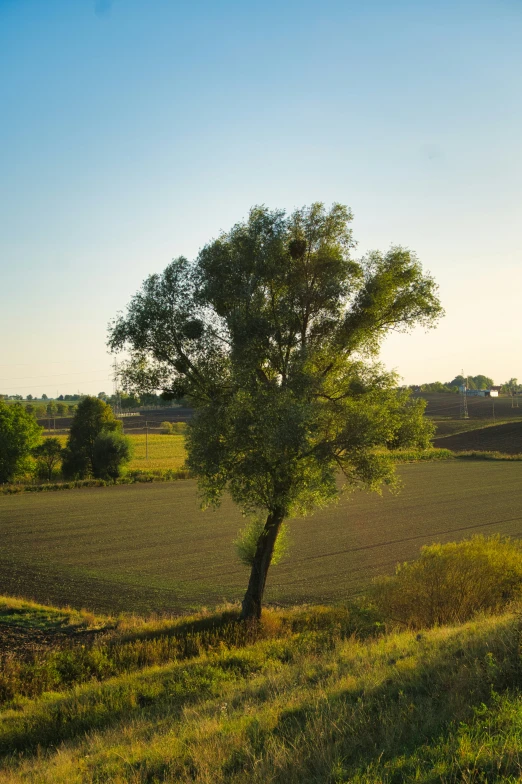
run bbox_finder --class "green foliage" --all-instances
[371,535,522,628]
[161,420,187,435]
[62,396,121,479]
[447,373,495,390]
[0,401,42,483]
[109,203,443,614]
[33,437,63,481]
[235,518,291,567]
[92,430,133,480]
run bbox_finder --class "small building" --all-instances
[465,388,498,397]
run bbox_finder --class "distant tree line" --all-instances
[411,374,494,393]
[410,376,521,394]
[0,391,184,412]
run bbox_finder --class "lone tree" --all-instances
[109,203,443,620]
[0,401,42,483]
[62,396,123,479]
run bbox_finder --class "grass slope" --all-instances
[1,462,522,614]
[0,597,521,782]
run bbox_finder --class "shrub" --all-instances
[160,421,186,435]
[92,431,133,480]
[235,517,291,567]
[371,535,522,628]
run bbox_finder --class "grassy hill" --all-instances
[0,593,521,782]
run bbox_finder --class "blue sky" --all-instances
[1,0,521,396]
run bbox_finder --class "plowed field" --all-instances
[434,421,522,455]
[1,462,522,614]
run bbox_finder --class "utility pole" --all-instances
[459,370,469,420]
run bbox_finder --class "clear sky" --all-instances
[1,0,521,397]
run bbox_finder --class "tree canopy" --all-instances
[109,203,443,619]
[62,396,122,479]
[0,401,42,483]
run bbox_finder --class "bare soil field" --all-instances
[416,393,522,421]
[433,421,522,455]
[1,462,521,615]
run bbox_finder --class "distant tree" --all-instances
[26,394,33,401]
[0,401,42,483]
[92,431,133,480]
[41,394,48,400]
[97,391,107,400]
[446,374,493,390]
[62,396,121,479]
[109,202,443,619]
[57,394,64,401]
[46,401,57,416]
[26,404,35,415]
[503,378,518,395]
[67,404,77,416]
[120,392,140,409]
[473,375,494,390]
[12,394,23,401]
[56,402,67,417]
[33,437,63,481]
[35,405,47,418]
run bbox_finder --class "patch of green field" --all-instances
[1,462,522,614]
[126,433,187,470]
[45,433,187,472]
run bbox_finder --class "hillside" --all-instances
[434,420,522,455]
[0,595,521,782]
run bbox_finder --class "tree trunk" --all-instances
[240,509,285,621]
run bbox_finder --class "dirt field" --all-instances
[1,462,521,614]
[416,393,522,421]
[433,421,522,455]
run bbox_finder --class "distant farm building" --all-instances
[466,389,499,398]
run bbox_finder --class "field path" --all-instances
[1,462,522,613]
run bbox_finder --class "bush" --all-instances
[371,535,522,629]
[234,517,291,567]
[160,421,186,435]
[92,431,133,480]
